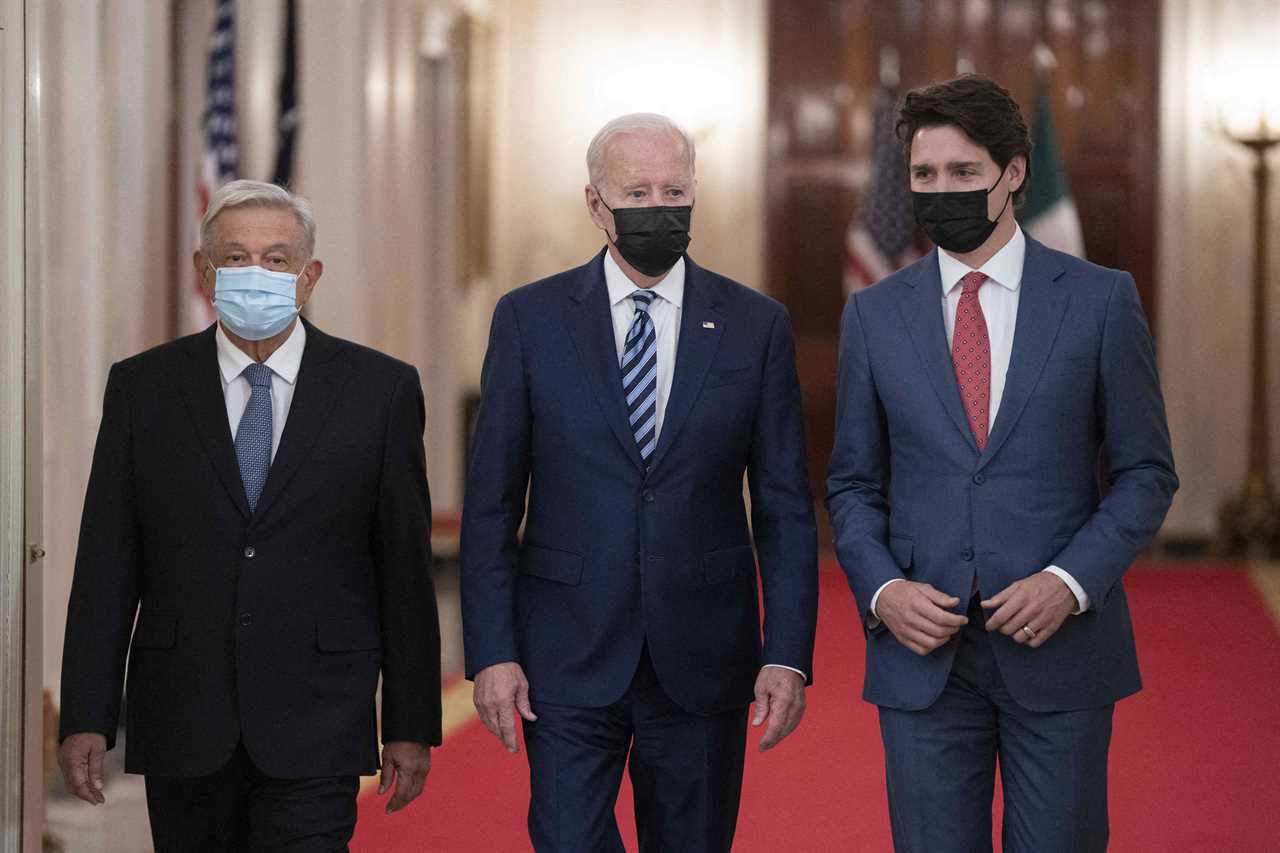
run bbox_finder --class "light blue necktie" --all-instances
[622,291,658,462]
[235,363,274,512]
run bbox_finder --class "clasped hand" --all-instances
[877,572,1077,655]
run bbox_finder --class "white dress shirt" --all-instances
[605,251,683,442]
[604,251,806,680]
[870,226,1089,620]
[216,320,306,461]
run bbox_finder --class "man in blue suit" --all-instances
[827,75,1177,853]
[461,113,819,852]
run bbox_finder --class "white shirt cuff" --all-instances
[763,663,808,681]
[1043,566,1088,614]
[869,578,907,626]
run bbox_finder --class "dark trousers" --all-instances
[878,598,1114,853]
[144,739,359,853]
[522,646,750,853]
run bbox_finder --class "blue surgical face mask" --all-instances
[210,264,301,341]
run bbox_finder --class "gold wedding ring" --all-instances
[1021,625,1037,640]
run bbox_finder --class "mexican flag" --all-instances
[1023,85,1086,258]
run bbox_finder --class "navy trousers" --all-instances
[878,598,1114,853]
[144,739,358,853]
[522,645,749,853]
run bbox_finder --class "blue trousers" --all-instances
[878,598,1114,853]
[522,645,749,853]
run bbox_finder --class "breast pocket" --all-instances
[703,366,753,390]
[1040,355,1094,380]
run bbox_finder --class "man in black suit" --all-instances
[57,180,441,852]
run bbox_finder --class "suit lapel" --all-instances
[176,326,252,519]
[646,257,724,473]
[978,239,1069,468]
[564,251,646,470]
[897,253,979,453]
[252,320,349,521]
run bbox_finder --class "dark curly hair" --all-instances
[895,74,1033,205]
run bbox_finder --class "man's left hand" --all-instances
[982,573,1078,648]
[751,667,806,752]
[378,741,431,814]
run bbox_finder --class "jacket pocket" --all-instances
[519,545,584,586]
[704,544,755,585]
[131,612,177,649]
[316,617,380,652]
[888,535,913,570]
[704,366,752,389]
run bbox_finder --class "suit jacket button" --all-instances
[243,545,256,559]
[972,473,986,485]
[643,490,655,503]
[961,548,974,561]
[238,612,253,627]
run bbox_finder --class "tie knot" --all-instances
[960,271,988,295]
[631,291,655,313]
[242,363,273,390]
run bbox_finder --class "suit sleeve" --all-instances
[747,307,819,680]
[1051,272,1178,609]
[59,362,143,749]
[825,292,904,629]
[373,365,442,746]
[459,295,532,679]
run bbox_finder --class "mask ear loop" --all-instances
[986,164,1013,223]
[592,185,622,249]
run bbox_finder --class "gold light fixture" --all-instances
[1216,101,1280,557]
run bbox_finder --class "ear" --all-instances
[296,259,323,307]
[1006,155,1027,194]
[194,250,215,299]
[585,184,612,234]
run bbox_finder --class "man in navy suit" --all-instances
[827,75,1177,852]
[461,113,818,852]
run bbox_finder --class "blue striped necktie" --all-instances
[235,362,274,512]
[622,291,659,462]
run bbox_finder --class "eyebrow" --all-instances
[910,160,983,171]
[219,242,296,254]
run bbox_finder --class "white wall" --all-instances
[1158,0,1280,538]
[461,0,769,384]
[35,0,175,695]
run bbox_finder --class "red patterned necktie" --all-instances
[952,271,991,451]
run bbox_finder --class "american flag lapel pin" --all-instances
[702,321,716,329]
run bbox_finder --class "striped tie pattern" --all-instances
[622,291,659,461]
[235,362,274,512]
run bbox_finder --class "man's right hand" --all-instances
[875,581,968,656]
[58,732,108,805]
[473,662,538,753]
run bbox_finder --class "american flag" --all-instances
[844,86,922,293]
[185,0,239,333]
[271,0,298,187]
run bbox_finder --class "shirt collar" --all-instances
[938,224,1026,297]
[215,320,307,386]
[604,249,685,309]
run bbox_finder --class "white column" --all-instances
[0,0,29,848]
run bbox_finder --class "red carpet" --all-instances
[353,563,1280,851]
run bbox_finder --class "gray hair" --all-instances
[200,179,317,257]
[586,113,696,188]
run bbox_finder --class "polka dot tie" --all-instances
[235,363,274,512]
[952,271,991,451]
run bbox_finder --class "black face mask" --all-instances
[595,188,692,277]
[911,168,1012,254]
